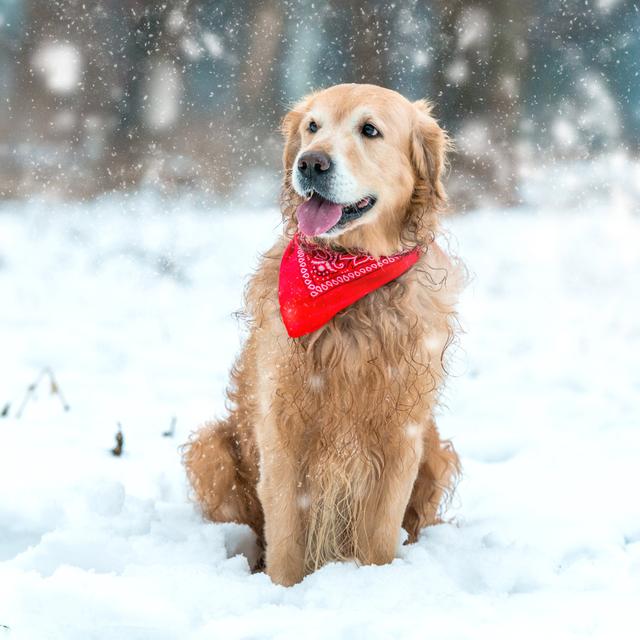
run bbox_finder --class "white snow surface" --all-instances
[1,189,639,639]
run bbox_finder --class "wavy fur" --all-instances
[183,84,463,585]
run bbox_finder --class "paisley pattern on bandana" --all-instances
[296,238,410,298]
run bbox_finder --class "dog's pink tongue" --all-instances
[296,195,343,236]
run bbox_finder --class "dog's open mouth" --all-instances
[296,192,377,237]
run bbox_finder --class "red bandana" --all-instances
[278,234,422,338]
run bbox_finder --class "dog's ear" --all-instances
[281,103,305,173]
[280,99,310,234]
[410,99,449,211]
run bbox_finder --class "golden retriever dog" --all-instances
[183,83,462,586]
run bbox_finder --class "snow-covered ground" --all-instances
[1,188,639,639]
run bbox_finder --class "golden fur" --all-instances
[183,84,463,586]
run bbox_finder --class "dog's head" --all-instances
[281,83,449,255]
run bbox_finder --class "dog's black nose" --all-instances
[297,151,331,179]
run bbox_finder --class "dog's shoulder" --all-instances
[410,240,465,311]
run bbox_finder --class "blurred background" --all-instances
[2,4,640,630]
[1,0,639,207]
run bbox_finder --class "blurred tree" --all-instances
[12,0,82,194]
[234,0,286,171]
[0,0,22,194]
[319,0,396,88]
[432,0,533,205]
[106,1,188,190]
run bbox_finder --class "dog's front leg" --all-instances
[356,437,424,566]
[258,443,306,586]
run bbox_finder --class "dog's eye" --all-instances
[361,123,380,138]
[308,121,318,133]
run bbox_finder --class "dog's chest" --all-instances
[267,292,432,429]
